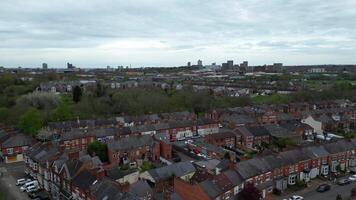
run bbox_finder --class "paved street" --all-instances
[0,162,30,200]
[276,179,356,200]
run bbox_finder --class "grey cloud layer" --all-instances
[0,0,356,67]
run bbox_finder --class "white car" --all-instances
[349,174,356,181]
[20,180,38,192]
[289,195,304,200]
[16,178,31,186]
[26,185,39,193]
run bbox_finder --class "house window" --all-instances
[288,174,297,185]
[7,148,13,155]
[322,165,329,175]
[331,161,338,172]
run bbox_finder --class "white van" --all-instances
[20,180,38,192]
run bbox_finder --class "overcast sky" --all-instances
[1,0,356,68]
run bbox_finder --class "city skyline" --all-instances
[1,0,356,68]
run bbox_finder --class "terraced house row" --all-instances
[175,139,356,200]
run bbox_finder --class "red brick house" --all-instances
[107,135,160,165]
[235,126,271,150]
[204,129,236,148]
[1,133,34,163]
[59,130,96,151]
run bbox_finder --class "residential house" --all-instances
[1,133,34,163]
[196,118,219,137]
[129,180,154,200]
[107,135,160,165]
[204,129,236,148]
[140,161,196,192]
[235,126,271,150]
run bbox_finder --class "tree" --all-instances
[72,86,82,103]
[18,107,44,136]
[50,102,75,121]
[0,107,9,123]
[140,161,154,172]
[87,141,108,162]
[17,91,60,110]
[240,182,263,200]
[95,82,106,97]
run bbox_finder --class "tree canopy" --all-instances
[17,107,44,136]
[87,141,108,162]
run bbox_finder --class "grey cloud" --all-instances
[0,0,356,67]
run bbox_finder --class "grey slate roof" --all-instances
[90,178,126,200]
[2,134,33,148]
[72,170,97,189]
[129,180,153,198]
[148,161,196,182]
[236,126,270,137]
[236,157,272,179]
[199,180,221,198]
[263,124,299,139]
[63,159,83,179]
[223,169,244,186]
[107,135,154,151]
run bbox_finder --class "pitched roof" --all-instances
[236,158,272,179]
[63,159,83,179]
[129,180,153,198]
[106,168,138,180]
[90,178,126,200]
[236,126,270,137]
[148,161,196,182]
[223,169,244,186]
[72,170,97,189]
[1,134,33,148]
[263,124,299,139]
[107,135,154,151]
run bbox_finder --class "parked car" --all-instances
[289,195,304,200]
[26,185,39,193]
[349,174,356,181]
[28,190,50,200]
[20,180,38,192]
[16,178,31,186]
[316,184,330,192]
[337,178,351,185]
[28,192,39,199]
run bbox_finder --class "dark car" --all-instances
[28,190,50,200]
[28,192,39,199]
[337,178,351,186]
[316,184,331,192]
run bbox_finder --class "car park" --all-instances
[337,178,352,185]
[316,184,331,192]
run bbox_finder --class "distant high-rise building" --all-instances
[239,61,248,74]
[240,61,248,68]
[67,62,75,69]
[227,60,234,69]
[42,63,48,69]
[197,60,203,66]
[187,62,191,67]
[273,63,283,71]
